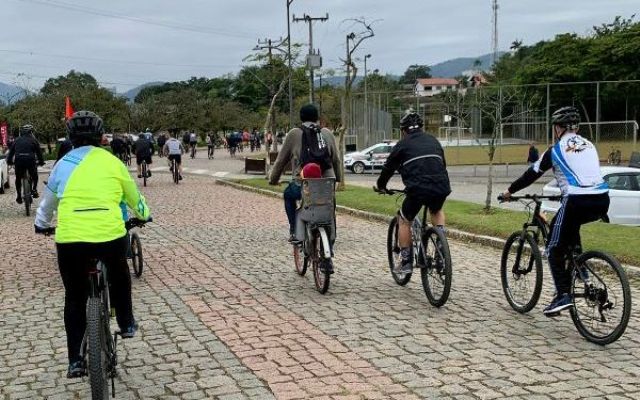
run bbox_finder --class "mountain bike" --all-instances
[498,194,632,345]
[141,160,149,187]
[374,187,452,307]
[169,158,180,184]
[292,178,336,294]
[22,171,33,216]
[126,218,151,278]
[36,226,129,399]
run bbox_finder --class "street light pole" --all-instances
[286,0,294,129]
[364,54,371,148]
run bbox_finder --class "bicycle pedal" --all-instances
[544,311,562,318]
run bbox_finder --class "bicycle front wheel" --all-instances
[130,233,144,277]
[421,227,452,307]
[501,231,543,313]
[570,251,632,345]
[311,231,330,294]
[387,217,411,286]
[293,243,307,276]
[87,297,110,400]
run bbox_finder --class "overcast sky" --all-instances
[2,0,638,92]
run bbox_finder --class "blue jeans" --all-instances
[283,181,302,234]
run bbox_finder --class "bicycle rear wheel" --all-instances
[293,243,307,276]
[130,233,144,278]
[142,162,147,187]
[501,231,543,313]
[570,251,632,345]
[172,161,179,184]
[87,296,110,400]
[311,231,330,294]
[421,227,452,307]
[22,177,31,216]
[387,217,411,286]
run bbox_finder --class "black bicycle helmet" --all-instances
[66,111,104,142]
[399,109,423,131]
[20,124,34,136]
[551,106,580,126]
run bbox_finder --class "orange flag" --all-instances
[65,96,74,120]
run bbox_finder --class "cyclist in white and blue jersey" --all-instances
[502,106,610,316]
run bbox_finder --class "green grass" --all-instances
[237,178,640,266]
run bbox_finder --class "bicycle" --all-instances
[126,218,151,278]
[21,170,33,217]
[292,178,336,294]
[169,158,180,184]
[374,187,453,307]
[36,226,131,399]
[498,194,632,345]
[141,160,149,187]
[190,144,197,159]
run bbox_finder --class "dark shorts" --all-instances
[168,154,182,164]
[135,154,152,166]
[400,194,447,221]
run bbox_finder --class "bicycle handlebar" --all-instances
[373,186,406,195]
[497,194,562,203]
[125,217,153,230]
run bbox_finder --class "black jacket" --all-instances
[377,131,451,197]
[7,135,44,165]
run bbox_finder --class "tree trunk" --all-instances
[484,144,496,212]
[263,80,287,178]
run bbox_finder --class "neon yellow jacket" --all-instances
[35,146,150,243]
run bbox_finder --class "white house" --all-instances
[414,78,460,97]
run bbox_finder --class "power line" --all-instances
[0,49,239,69]
[0,70,142,87]
[16,0,257,39]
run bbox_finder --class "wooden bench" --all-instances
[244,157,266,174]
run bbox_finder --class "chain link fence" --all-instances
[351,80,640,165]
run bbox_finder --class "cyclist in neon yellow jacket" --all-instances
[35,111,150,378]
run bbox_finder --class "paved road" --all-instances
[1,171,639,399]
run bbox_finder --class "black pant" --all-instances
[14,158,38,198]
[56,236,134,363]
[547,193,610,294]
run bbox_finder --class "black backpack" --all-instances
[300,124,332,172]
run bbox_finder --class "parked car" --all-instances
[0,151,10,194]
[344,141,397,174]
[542,166,640,226]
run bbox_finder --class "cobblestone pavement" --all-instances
[1,172,639,399]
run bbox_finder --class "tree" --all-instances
[400,64,431,84]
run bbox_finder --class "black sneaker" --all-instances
[67,360,86,378]
[137,174,143,178]
[320,259,334,274]
[32,190,39,199]
[147,170,152,177]
[178,175,183,180]
[543,293,573,316]
[16,196,23,204]
[119,321,138,339]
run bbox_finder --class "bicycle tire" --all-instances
[22,177,31,216]
[570,251,632,345]
[500,231,543,313]
[142,162,147,187]
[387,217,411,286]
[130,233,144,278]
[87,297,110,400]
[421,227,452,307]
[311,231,330,294]
[172,160,179,184]
[293,243,307,276]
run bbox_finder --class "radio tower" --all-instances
[491,0,499,66]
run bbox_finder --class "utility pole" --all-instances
[293,13,328,104]
[491,0,499,66]
[364,54,371,148]
[286,0,294,129]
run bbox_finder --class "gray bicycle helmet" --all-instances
[551,106,580,126]
[20,124,34,136]
[66,111,104,142]
[399,109,423,131]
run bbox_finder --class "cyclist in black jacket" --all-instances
[375,110,451,274]
[7,124,45,203]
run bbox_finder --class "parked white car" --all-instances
[542,166,640,226]
[344,141,397,174]
[0,151,10,194]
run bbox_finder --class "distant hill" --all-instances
[122,81,164,102]
[0,81,26,104]
[429,52,507,78]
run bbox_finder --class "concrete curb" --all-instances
[216,179,640,276]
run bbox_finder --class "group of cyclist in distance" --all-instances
[2,101,612,377]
